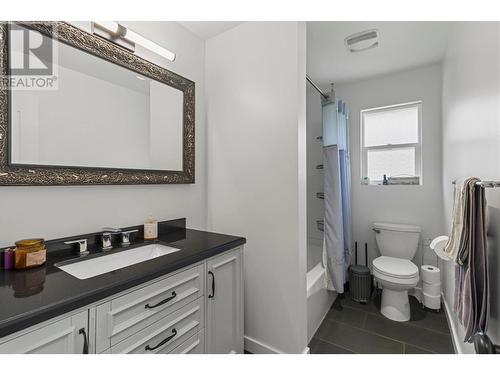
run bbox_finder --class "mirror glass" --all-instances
[9,26,184,171]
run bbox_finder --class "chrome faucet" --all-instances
[101,227,121,250]
[101,227,139,249]
[121,229,139,246]
[64,238,89,255]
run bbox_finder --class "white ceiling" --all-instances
[307,22,453,86]
[178,21,243,40]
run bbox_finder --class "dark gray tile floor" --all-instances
[309,290,455,354]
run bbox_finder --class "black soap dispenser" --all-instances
[383,174,388,185]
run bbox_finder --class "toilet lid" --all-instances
[373,256,419,279]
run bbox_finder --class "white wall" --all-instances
[441,22,500,353]
[0,22,207,245]
[206,22,308,354]
[335,64,444,269]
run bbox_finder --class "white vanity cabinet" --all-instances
[0,310,89,354]
[0,245,243,354]
[206,247,244,354]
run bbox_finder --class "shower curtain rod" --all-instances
[306,75,329,100]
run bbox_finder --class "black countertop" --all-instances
[0,221,245,339]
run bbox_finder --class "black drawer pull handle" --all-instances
[145,328,177,351]
[79,328,89,354]
[208,271,215,299]
[145,291,177,309]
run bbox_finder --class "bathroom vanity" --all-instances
[0,219,245,354]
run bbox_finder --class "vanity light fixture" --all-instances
[92,21,176,62]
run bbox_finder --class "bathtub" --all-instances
[307,241,336,342]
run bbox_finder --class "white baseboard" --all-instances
[244,336,309,354]
[244,336,283,354]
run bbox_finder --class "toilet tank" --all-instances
[373,222,421,259]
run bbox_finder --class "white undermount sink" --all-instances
[56,243,181,280]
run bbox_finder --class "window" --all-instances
[361,101,422,185]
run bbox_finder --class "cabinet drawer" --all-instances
[109,298,204,354]
[96,263,204,353]
[169,329,205,354]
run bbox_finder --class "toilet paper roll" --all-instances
[430,235,450,261]
[423,291,441,310]
[421,265,440,284]
[423,281,441,296]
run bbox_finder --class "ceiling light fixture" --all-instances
[344,29,379,53]
[92,21,176,62]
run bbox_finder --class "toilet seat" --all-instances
[373,256,419,279]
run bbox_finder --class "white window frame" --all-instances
[360,101,422,185]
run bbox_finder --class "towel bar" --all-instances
[452,180,500,188]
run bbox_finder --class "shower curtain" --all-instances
[322,97,352,293]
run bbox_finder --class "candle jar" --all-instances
[14,239,46,270]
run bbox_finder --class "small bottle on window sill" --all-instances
[383,174,388,185]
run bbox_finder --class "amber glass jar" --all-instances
[14,239,46,270]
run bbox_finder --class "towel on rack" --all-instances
[444,178,467,261]
[453,178,478,329]
[464,181,489,342]
[453,263,464,321]
[452,177,489,342]
[457,177,480,265]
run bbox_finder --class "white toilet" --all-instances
[372,222,420,322]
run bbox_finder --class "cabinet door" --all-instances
[0,310,89,354]
[206,247,243,354]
